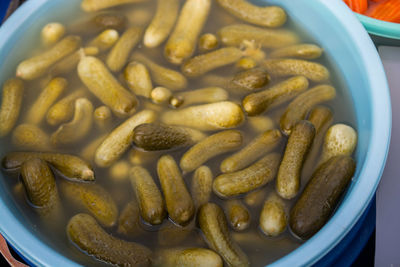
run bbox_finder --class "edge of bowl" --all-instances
[356,13,400,40]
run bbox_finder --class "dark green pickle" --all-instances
[290,156,356,240]
[229,68,270,92]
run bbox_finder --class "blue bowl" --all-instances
[0,0,391,266]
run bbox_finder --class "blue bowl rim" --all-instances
[356,13,400,40]
[0,0,391,266]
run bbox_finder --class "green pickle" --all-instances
[213,153,281,198]
[180,130,243,173]
[290,156,356,239]
[2,152,94,181]
[132,123,206,151]
[225,199,251,231]
[0,78,24,137]
[198,203,250,267]
[154,247,223,267]
[191,166,213,209]
[117,200,144,237]
[276,120,315,199]
[157,155,194,225]
[60,181,118,227]
[130,166,166,225]
[229,68,270,92]
[67,213,152,266]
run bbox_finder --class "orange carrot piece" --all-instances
[367,0,400,23]
[348,0,368,13]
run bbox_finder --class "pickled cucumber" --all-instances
[217,0,286,28]
[78,56,137,117]
[199,33,219,52]
[41,22,66,46]
[261,59,330,82]
[106,26,142,72]
[2,152,94,181]
[81,0,149,12]
[161,101,244,131]
[67,213,152,266]
[180,130,243,173]
[130,166,166,225]
[93,105,112,130]
[132,123,206,151]
[170,87,229,108]
[191,166,213,209]
[25,77,67,125]
[124,61,153,98]
[16,36,81,80]
[259,192,287,237]
[218,24,299,48]
[12,124,50,151]
[117,200,143,237]
[143,0,179,48]
[280,85,336,135]
[88,29,119,52]
[220,129,282,173]
[290,156,356,239]
[51,98,94,146]
[198,203,250,267]
[229,68,270,92]
[46,89,86,126]
[132,53,188,90]
[154,247,223,267]
[276,121,315,199]
[181,47,243,77]
[270,44,323,59]
[164,0,211,64]
[95,110,156,167]
[225,200,251,231]
[0,78,24,137]
[157,155,194,225]
[213,153,281,198]
[60,181,118,227]
[243,76,309,116]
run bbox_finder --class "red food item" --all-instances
[367,0,400,23]
[344,0,369,13]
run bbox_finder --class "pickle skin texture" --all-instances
[67,213,152,266]
[78,56,137,117]
[270,44,323,59]
[225,200,251,231]
[132,123,206,151]
[61,181,118,227]
[25,77,68,125]
[171,87,229,108]
[165,0,211,64]
[213,153,281,198]
[161,101,245,131]
[132,53,188,90]
[155,247,223,267]
[218,24,299,49]
[124,61,153,98]
[259,193,287,237]
[12,124,51,151]
[95,110,156,167]
[198,203,250,267]
[0,78,24,137]
[16,36,81,80]
[182,47,243,77]
[261,59,330,82]
[157,155,194,225]
[144,0,179,48]
[41,22,66,46]
[51,98,94,146]
[220,129,282,173]
[276,120,315,200]
[81,0,149,12]
[191,166,213,209]
[243,75,309,116]
[217,0,286,28]
[2,152,94,181]
[46,89,86,126]
[106,26,142,72]
[130,166,166,225]
[199,33,219,52]
[290,156,356,240]
[280,85,336,135]
[230,68,270,92]
[117,200,143,237]
[20,158,59,208]
[180,130,243,173]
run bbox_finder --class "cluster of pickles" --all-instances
[0,0,359,266]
